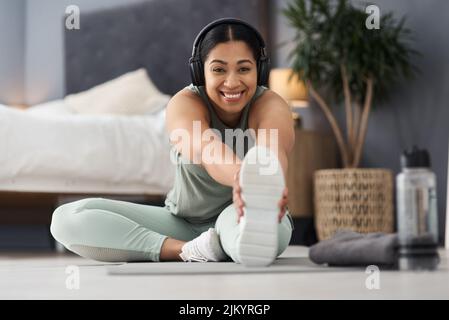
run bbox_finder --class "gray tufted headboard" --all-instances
[64,0,270,96]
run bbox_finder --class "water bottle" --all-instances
[396,146,439,270]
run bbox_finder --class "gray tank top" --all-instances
[164,84,267,223]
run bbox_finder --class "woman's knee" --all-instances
[215,204,237,234]
[50,198,103,246]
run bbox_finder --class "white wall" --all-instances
[0,0,25,105]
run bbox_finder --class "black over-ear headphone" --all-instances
[189,17,270,87]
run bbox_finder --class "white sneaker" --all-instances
[179,228,227,262]
[237,146,284,267]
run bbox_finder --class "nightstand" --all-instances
[286,121,339,245]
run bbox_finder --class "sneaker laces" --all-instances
[179,241,208,262]
[179,228,226,262]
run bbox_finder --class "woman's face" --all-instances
[203,40,257,118]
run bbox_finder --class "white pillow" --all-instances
[65,68,170,115]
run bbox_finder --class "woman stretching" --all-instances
[50,18,295,266]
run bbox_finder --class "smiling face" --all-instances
[203,40,258,126]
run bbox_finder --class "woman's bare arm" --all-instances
[165,89,241,186]
[232,90,295,222]
[251,90,295,180]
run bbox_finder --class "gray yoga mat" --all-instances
[106,257,352,275]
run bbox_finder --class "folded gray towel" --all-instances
[309,230,399,266]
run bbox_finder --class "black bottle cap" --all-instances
[401,146,431,168]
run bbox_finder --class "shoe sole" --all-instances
[237,146,285,267]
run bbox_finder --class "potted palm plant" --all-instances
[283,0,418,240]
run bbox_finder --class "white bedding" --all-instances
[0,101,174,194]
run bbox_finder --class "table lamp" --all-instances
[268,68,308,124]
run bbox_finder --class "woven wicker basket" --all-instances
[314,169,394,240]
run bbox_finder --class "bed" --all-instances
[0,0,270,224]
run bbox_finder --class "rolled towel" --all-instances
[309,230,399,266]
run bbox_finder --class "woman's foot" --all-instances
[179,228,227,262]
[237,146,285,266]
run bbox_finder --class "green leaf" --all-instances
[282,0,419,103]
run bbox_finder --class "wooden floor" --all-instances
[1,246,449,299]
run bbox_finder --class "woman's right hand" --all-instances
[232,168,289,224]
[232,169,245,223]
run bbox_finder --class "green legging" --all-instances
[50,198,293,262]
